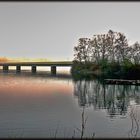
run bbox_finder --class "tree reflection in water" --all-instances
[73,79,140,138]
[73,79,140,117]
[128,106,139,138]
[74,106,88,139]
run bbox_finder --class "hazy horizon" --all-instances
[0,2,140,60]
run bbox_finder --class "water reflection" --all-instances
[73,79,140,117]
[0,71,140,138]
[128,106,139,138]
[74,107,88,139]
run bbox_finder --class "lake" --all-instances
[0,67,140,138]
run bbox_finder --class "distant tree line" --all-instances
[73,30,140,65]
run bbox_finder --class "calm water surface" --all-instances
[0,67,140,138]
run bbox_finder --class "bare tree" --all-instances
[74,38,91,63]
[114,32,128,63]
[131,42,140,65]
[73,30,138,66]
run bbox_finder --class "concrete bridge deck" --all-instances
[0,61,73,74]
[0,61,73,66]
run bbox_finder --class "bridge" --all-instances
[0,61,73,74]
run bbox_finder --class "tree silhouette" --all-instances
[73,30,139,65]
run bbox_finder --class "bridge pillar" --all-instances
[32,65,36,73]
[16,65,21,73]
[3,65,9,73]
[51,66,56,75]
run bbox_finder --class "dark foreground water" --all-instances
[0,69,140,138]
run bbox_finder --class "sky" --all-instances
[0,2,140,60]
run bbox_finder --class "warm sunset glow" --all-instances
[1,57,54,62]
[0,57,9,62]
[0,76,73,97]
[6,57,51,62]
